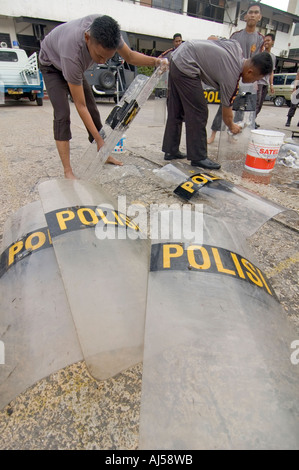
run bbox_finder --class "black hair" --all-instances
[251,52,273,76]
[246,2,262,13]
[265,33,275,42]
[173,33,182,39]
[90,15,121,49]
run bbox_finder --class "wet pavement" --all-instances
[0,96,298,449]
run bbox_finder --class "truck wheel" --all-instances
[98,71,115,90]
[36,97,43,106]
[274,96,285,107]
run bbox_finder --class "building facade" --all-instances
[0,0,298,64]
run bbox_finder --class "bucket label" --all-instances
[247,141,279,160]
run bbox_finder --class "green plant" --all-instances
[137,65,155,77]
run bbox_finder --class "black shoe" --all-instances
[285,120,291,127]
[164,151,187,161]
[255,122,260,129]
[191,158,221,170]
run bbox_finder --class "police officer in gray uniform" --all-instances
[39,15,165,179]
[161,38,272,170]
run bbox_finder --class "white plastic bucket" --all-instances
[245,130,285,173]
[113,134,126,154]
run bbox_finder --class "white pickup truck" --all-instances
[0,45,44,105]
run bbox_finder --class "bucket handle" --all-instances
[251,139,279,160]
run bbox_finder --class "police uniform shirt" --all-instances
[159,47,175,61]
[230,29,264,58]
[172,39,245,107]
[39,14,124,86]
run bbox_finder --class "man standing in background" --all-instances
[255,33,276,127]
[207,2,264,144]
[159,33,183,61]
[285,68,299,127]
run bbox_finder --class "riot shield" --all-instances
[0,201,82,410]
[154,162,289,238]
[139,209,299,449]
[217,82,256,172]
[76,63,168,182]
[38,179,149,381]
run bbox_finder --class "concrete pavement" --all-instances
[0,96,298,449]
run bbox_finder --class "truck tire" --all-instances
[98,71,115,90]
[36,97,43,106]
[274,96,285,107]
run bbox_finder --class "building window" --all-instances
[140,0,153,6]
[293,23,299,36]
[187,0,225,23]
[0,50,18,61]
[0,33,12,48]
[261,18,290,34]
[261,17,269,29]
[151,0,183,13]
[289,49,299,59]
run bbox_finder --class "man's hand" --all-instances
[222,106,242,134]
[154,57,169,72]
[229,123,242,135]
[95,134,105,151]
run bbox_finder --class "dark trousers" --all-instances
[256,84,269,117]
[210,103,244,130]
[211,104,223,132]
[287,103,298,119]
[287,85,299,119]
[162,61,208,161]
[40,64,102,142]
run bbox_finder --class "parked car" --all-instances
[0,44,44,105]
[84,52,136,103]
[266,72,297,107]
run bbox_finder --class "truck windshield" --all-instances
[0,51,18,62]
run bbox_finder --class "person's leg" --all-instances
[255,84,268,128]
[207,104,222,144]
[55,141,74,179]
[286,102,297,126]
[83,78,123,166]
[179,76,208,161]
[40,65,75,178]
[170,64,219,169]
[260,85,269,110]
[255,84,264,117]
[162,62,184,156]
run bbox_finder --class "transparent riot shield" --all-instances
[38,179,150,381]
[139,209,299,450]
[217,82,256,173]
[154,162,289,238]
[153,70,168,125]
[75,63,168,182]
[0,201,82,410]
